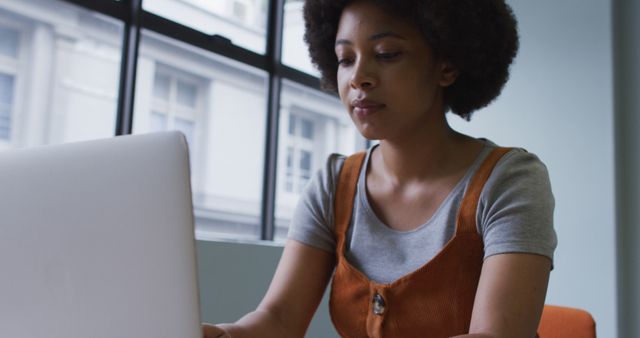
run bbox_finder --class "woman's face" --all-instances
[335,0,453,141]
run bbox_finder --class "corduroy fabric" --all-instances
[329,148,512,338]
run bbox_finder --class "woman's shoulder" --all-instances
[477,142,557,261]
[286,152,356,253]
[317,153,346,195]
[478,143,553,211]
[320,150,370,194]
[477,139,549,177]
[491,145,551,184]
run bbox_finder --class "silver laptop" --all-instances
[0,131,202,338]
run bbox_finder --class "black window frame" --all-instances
[63,0,323,241]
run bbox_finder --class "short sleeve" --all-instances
[286,153,345,253]
[477,149,557,262]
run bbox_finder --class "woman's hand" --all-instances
[202,323,231,338]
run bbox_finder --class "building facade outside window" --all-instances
[0,0,123,150]
[0,25,21,145]
[1,0,364,242]
[282,0,316,75]
[0,73,15,142]
[150,67,202,148]
[274,80,361,241]
[133,29,271,241]
[285,112,317,194]
[143,0,268,54]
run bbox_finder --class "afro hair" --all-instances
[303,0,519,120]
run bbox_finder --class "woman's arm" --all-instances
[450,252,551,338]
[203,239,335,338]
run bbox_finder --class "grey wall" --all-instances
[450,0,616,336]
[197,0,620,337]
[196,240,338,338]
[613,0,640,337]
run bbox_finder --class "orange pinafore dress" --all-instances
[329,147,511,338]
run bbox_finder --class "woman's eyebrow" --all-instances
[335,31,406,47]
[369,31,406,41]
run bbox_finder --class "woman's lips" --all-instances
[352,99,385,117]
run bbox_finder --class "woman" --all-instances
[204,0,556,337]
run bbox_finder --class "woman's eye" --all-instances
[376,52,402,61]
[337,57,354,66]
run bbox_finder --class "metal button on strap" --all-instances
[372,293,386,315]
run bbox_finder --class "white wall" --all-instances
[449,0,615,336]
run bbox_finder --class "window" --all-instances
[0,73,14,141]
[0,0,123,150]
[143,0,268,54]
[133,30,269,241]
[0,25,20,144]
[232,1,248,22]
[0,26,20,59]
[285,114,315,193]
[274,80,363,241]
[8,0,365,242]
[150,69,200,147]
[282,0,317,75]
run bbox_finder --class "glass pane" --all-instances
[298,175,309,193]
[0,73,15,140]
[285,147,294,193]
[174,116,195,146]
[150,111,168,131]
[282,0,318,76]
[274,79,364,241]
[301,118,313,140]
[153,73,170,98]
[176,80,197,108]
[0,0,123,149]
[0,73,14,104]
[0,112,10,140]
[0,26,20,59]
[232,2,247,20]
[285,178,293,192]
[143,0,268,54]
[286,146,293,169]
[299,150,311,171]
[288,114,296,135]
[133,29,269,241]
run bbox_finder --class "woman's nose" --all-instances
[350,60,378,90]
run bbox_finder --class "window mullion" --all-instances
[260,0,285,241]
[115,0,142,136]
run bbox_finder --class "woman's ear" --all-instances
[439,62,458,87]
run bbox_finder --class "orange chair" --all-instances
[537,305,596,338]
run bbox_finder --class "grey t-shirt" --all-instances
[287,140,557,284]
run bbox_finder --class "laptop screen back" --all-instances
[0,131,201,338]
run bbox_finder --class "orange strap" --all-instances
[334,151,366,254]
[456,147,512,234]
[336,147,512,238]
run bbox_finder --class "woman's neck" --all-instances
[372,123,481,185]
